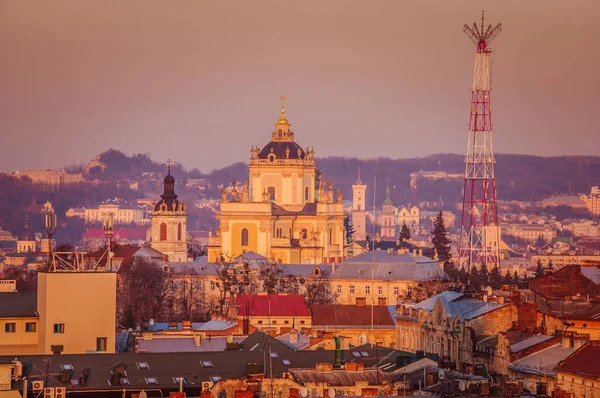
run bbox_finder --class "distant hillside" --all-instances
[203,154,600,207]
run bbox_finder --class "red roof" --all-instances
[83,228,147,240]
[237,294,310,317]
[557,340,600,378]
[310,304,395,327]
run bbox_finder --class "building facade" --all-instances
[351,171,367,241]
[207,97,345,264]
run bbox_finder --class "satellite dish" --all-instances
[438,369,445,380]
[300,387,308,397]
[149,319,155,326]
[458,380,466,392]
[139,391,147,398]
[328,387,335,397]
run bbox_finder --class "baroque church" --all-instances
[150,163,189,262]
[207,97,345,264]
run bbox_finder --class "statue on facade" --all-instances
[240,181,250,202]
[221,187,228,201]
[337,188,343,202]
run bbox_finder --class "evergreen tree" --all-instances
[478,262,489,287]
[489,264,502,289]
[512,271,521,287]
[547,260,554,272]
[534,259,545,277]
[535,234,545,247]
[399,223,411,242]
[503,270,512,285]
[344,216,355,244]
[431,211,452,263]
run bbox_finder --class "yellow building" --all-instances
[1,272,116,355]
[208,97,345,264]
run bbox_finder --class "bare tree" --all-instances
[118,258,172,325]
[303,274,337,305]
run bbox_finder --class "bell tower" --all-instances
[352,168,367,241]
[150,160,189,262]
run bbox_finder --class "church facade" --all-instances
[207,97,345,264]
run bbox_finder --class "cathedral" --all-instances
[150,163,189,262]
[207,97,345,264]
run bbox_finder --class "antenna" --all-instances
[463,10,502,53]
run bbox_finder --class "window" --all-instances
[54,323,65,334]
[25,322,36,332]
[173,377,186,384]
[211,376,221,382]
[267,187,276,201]
[60,364,74,371]
[210,281,215,291]
[136,362,149,369]
[145,377,158,385]
[160,223,167,241]
[301,229,308,239]
[270,352,279,358]
[201,361,213,368]
[258,320,263,325]
[349,285,355,294]
[241,228,249,246]
[407,286,413,297]
[305,187,309,201]
[300,320,305,325]
[272,320,277,325]
[96,337,108,352]
[178,223,182,241]
[169,280,175,291]
[284,320,289,325]
[282,359,291,365]
[337,285,342,294]
[365,285,371,295]
[393,286,399,296]
[378,286,383,295]
[5,323,16,333]
[276,228,283,238]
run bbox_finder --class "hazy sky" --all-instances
[1,0,598,173]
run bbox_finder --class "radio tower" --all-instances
[458,11,502,271]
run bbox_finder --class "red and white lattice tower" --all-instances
[458,12,502,271]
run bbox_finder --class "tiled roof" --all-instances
[310,305,395,328]
[557,341,600,378]
[0,292,37,318]
[237,294,310,317]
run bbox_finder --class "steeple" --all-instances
[355,167,363,185]
[383,179,393,206]
[162,159,176,200]
[277,95,289,126]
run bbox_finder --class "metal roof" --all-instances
[0,292,37,318]
[510,335,554,353]
[508,344,575,377]
[413,291,506,321]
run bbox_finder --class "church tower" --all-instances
[150,162,188,262]
[380,180,396,240]
[351,169,367,241]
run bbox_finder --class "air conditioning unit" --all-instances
[44,387,55,398]
[32,380,44,391]
[55,387,66,398]
[202,381,214,391]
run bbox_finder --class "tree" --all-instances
[303,275,337,305]
[399,223,411,242]
[344,216,355,244]
[118,258,172,326]
[512,271,521,287]
[431,211,452,264]
[535,234,545,247]
[260,261,284,294]
[503,270,512,286]
[478,262,489,287]
[534,259,546,277]
[489,264,502,289]
[212,257,249,315]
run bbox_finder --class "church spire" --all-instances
[277,95,290,125]
[383,179,393,206]
[356,167,363,184]
[161,159,177,200]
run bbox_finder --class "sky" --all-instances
[0,0,598,173]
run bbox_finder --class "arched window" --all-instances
[160,223,167,241]
[241,228,249,246]
[267,187,276,201]
[301,229,308,239]
[178,223,182,241]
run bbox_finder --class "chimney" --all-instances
[316,363,334,372]
[289,331,299,344]
[227,334,234,343]
[194,334,201,347]
[562,337,572,349]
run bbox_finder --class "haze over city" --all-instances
[1,0,598,173]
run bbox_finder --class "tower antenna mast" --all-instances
[458,11,502,272]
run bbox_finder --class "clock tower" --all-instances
[352,168,367,241]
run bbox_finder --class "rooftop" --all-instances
[237,294,310,317]
[0,291,37,318]
[509,344,575,377]
[310,305,395,328]
[557,340,600,378]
